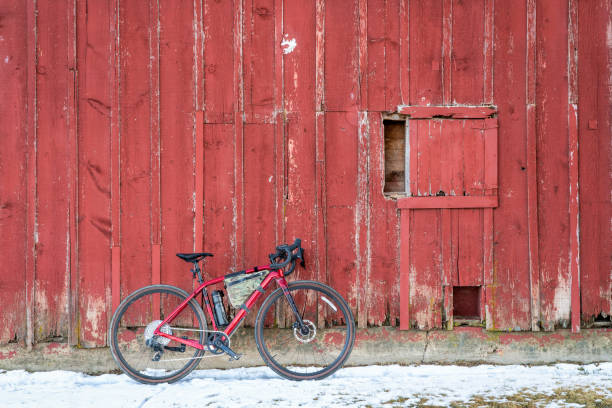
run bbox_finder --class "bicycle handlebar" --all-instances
[268,238,305,275]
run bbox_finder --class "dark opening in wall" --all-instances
[453,286,481,320]
[383,120,406,193]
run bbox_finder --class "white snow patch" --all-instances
[281,34,297,54]
[1,364,611,407]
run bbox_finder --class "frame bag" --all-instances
[224,271,266,308]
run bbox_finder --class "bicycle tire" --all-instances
[109,284,207,384]
[254,280,355,380]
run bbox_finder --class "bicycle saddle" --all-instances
[176,252,213,263]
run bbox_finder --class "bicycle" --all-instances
[109,238,355,384]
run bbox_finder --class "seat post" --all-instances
[191,262,204,284]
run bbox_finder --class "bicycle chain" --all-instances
[151,327,233,362]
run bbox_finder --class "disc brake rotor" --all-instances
[144,320,172,346]
[293,320,316,343]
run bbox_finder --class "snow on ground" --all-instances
[1,363,611,407]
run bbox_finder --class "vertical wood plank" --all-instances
[399,0,409,106]
[366,0,385,110]
[536,0,570,331]
[77,0,113,347]
[0,1,29,344]
[34,0,73,341]
[243,0,275,123]
[356,112,370,328]
[203,0,235,124]
[399,208,410,329]
[195,111,204,252]
[577,0,612,323]
[385,0,401,111]
[410,0,443,105]
[203,124,235,275]
[526,0,540,331]
[118,0,153,309]
[159,0,197,290]
[567,0,580,332]
[325,111,358,316]
[324,0,359,111]
[450,0,485,104]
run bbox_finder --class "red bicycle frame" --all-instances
[153,265,289,350]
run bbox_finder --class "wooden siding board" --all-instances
[368,113,400,326]
[33,0,73,341]
[324,0,359,111]
[450,0,485,104]
[203,124,236,276]
[243,0,275,123]
[366,0,386,111]
[0,0,28,344]
[577,0,612,322]
[76,0,113,347]
[118,0,152,307]
[536,0,571,330]
[283,1,318,284]
[159,0,196,290]
[325,111,359,315]
[409,0,443,105]
[203,0,235,124]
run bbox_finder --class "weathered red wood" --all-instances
[195,112,204,252]
[243,124,276,266]
[356,112,370,328]
[399,0,409,105]
[399,209,411,330]
[233,2,245,269]
[0,1,28,344]
[537,0,570,331]
[203,124,235,276]
[451,0,485,104]
[410,0,443,105]
[159,1,196,292]
[525,0,540,331]
[398,106,497,119]
[442,0,452,103]
[283,1,318,283]
[385,0,401,111]
[368,113,400,326]
[150,0,161,253]
[568,103,580,333]
[243,0,275,123]
[325,111,358,313]
[577,0,612,323]
[34,0,73,341]
[203,0,235,124]
[119,0,152,312]
[324,0,359,111]
[110,0,121,323]
[366,0,386,110]
[77,0,113,347]
[358,0,367,110]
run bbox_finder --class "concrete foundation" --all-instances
[1,328,610,374]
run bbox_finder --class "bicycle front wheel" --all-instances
[109,285,207,384]
[254,280,355,380]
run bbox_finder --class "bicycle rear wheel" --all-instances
[109,285,207,384]
[254,280,355,380]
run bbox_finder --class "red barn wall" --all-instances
[0,0,610,347]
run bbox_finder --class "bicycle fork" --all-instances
[279,282,309,334]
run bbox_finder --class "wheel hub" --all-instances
[293,320,316,343]
[144,320,172,347]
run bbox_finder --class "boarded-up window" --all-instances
[384,120,406,193]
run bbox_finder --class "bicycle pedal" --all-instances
[228,353,242,362]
